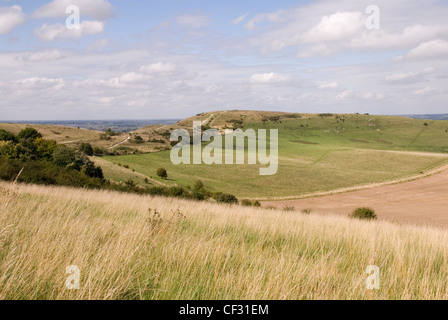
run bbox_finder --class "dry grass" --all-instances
[1,181,448,300]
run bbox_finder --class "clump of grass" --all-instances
[282,206,295,212]
[350,207,377,220]
[301,208,312,214]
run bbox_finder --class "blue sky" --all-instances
[0,0,447,120]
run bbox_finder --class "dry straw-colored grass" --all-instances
[1,181,448,300]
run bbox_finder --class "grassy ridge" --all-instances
[103,114,448,198]
[1,181,448,299]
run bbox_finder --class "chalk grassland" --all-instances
[103,112,448,199]
[1,181,448,300]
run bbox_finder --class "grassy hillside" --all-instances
[1,181,448,300]
[103,111,448,199]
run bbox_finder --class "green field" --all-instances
[102,113,448,199]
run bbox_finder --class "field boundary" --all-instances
[255,155,448,201]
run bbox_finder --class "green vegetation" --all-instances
[350,207,377,220]
[104,114,448,198]
[157,167,168,179]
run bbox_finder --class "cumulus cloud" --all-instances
[140,62,177,74]
[0,5,26,35]
[336,90,352,99]
[302,11,365,43]
[176,14,210,28]
[405,39,448,58]
[250,73,290,84]
[34,20,105,42]
[32,0,113,20]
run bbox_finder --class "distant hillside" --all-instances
[401,114,448,120]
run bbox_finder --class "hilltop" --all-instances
[2,110,448,201]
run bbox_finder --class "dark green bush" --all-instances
[79,143,94,156]
[350,207,377,220]
[214,193,238,204]
[157,168,168,179]
[0,129,18,142]
[18,128,42,140]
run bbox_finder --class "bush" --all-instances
[134,136,144,144]
[0,129,18,142]
[18,128,42,140]
[214,193,238,204]
[350,207,377,220]
[157,168,168,179]
[241,199,253,206]
[79,143,94,156]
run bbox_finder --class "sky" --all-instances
[0,0,447,120]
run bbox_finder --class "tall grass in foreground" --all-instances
[1,181,448,300]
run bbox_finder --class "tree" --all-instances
[79,143,94,156]
[18,128,42,140]
[157,168,168,179]
[0,129,18,142]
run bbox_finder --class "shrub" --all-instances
[350,207,377,220]
[93,147,105,155]
[134,136,144,144]
[301,208,312,214]
[215,193,238,204]
[241,199,253,206]
[283,206,295,212]
[79,143,94,156]
[0,129,18,142]
[157,168,168,179]
[18,128,42,140]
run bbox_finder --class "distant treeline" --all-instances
[1,119,180,133]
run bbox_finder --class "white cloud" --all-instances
[250,73,290,84]
[119,72,149,83]
[34,20,105,42]
[414,87,439,95]
[26,50,63,62]
[385,72,420,83]
[87,38,109,52]
[231,13,248,25]
[245,10,285,30]
[140,62,177,74]
[405,39,448,58]
[32,0,112,20]
[302,11,364,43]
[319,82,339,89]
[17,77,65,89]
[176,14,210,29]
[336,90,352,99]
[0,5,26,35]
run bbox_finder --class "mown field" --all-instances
[1,181,448,300]
[103,113,448,199]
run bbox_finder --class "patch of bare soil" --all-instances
[263,167,448,229]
